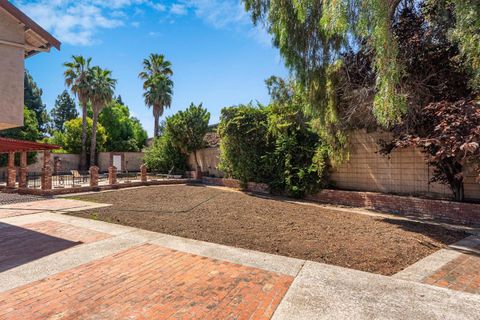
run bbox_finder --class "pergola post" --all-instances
[89,166,99,187]
[140,164,147,182]
[19,151,28,188]
[41,150,52,191]
[6,152,16,189]
[108,166,117,185]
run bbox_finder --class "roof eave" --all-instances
[0,0,61,53]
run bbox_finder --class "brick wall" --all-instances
[331,130,480,200]
[202,177,269,194]
[307,189,480,225]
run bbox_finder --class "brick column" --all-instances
[108,166,117,185]
[89,166,99,187]
[19,151,28,188]
[41,150,52,191]
[6,152,16,189]
[140,164,147,182]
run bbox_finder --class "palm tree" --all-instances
[139,54,173,137]
[64,55,92,170]
[88,66,116,166]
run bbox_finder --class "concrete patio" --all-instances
[0,196,479,319]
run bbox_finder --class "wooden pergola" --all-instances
[0,137,60,190]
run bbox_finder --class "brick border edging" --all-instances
[306,189,480,225]
[17,179,193,196]
[201,177,270,194]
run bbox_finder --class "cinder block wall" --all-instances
[186,130,480,201]
[188,148,223,177]
[331,130,480,200]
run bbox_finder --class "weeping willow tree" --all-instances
[243,0,480,163]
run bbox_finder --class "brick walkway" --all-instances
[423,253,480,294]
[0,243,293,319]
[0,220,110,272]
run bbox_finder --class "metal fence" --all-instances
[26,171,91,189]
[117,171,140,183]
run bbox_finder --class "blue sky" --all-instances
[16,0,288,137]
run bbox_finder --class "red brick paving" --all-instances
[0,243,293,319]
[423,253,480,294]
[0,220,110,272]
[20,220,111,244]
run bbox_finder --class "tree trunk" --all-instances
[451,180,465,202]
[80,102,88,170]
[153,107,160,137]
[193,150,200,172]
[90,110,98,167]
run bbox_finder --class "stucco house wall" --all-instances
[0,8,24,130]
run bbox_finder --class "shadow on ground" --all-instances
[0,222,80,272]
[381,218,469,246]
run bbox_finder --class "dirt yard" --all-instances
[67,185,468,275]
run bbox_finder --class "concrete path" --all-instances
[0,198,479,319]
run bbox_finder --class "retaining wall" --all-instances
[307,189,480,225]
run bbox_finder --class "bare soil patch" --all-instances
[67,185,468,275]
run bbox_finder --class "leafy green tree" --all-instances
[88,66,116,166]
[0,108,41,166]
[50,118,106,156]
[243,0,480,129]
[264,85,328,197]
[166,103,210,170]
[64,55,92,169]
[218,78,329,197]
[24,70,47,134]
[49,90,78,133]
[139,54,173,137]
[99,102,147,152]
[143,133,187,174]
[131,117,148,150]
[218,104,270,185]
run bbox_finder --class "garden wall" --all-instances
[98,152,144,172]
[306,189,480,225]
[202,177,269,194]
[190,130,480,201]
[0,153,80,175]
[331,130,480,200]
[187,148,223,177]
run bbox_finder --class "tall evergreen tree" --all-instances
[24,70,47,134]
[50,90,78,133]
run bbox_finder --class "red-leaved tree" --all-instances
[380,99,480,202]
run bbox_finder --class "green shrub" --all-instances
[218,104,271,186]
[143,133,187,174]
[218,101,329,197]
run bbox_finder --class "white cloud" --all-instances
[14,0,271,47]
[183,0,272,46]
[16,0,127,45]
[170,3,187,15]
[184,0,249,29]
